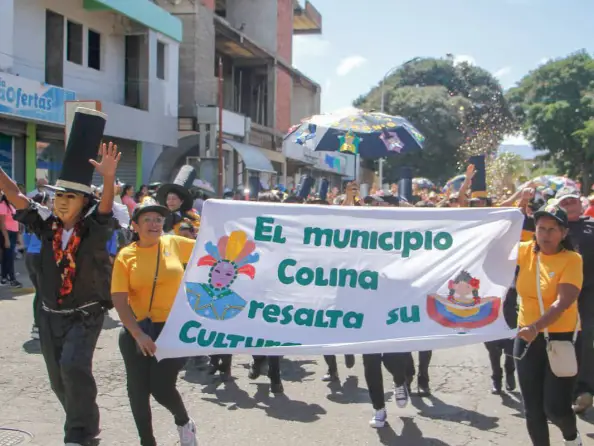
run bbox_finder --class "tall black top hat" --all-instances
[297,175,314,199]
[469,154,487,199]
[156,165,196,212]
[45,107,107,195]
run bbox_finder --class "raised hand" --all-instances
[90,142,121,178]
[465,163,476,179]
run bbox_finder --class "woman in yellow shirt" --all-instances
[111,200,198,446]
[514,203,583,446]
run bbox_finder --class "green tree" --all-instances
[506,51,594,192]
[354,58,514,184]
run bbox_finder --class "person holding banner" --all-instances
[514,204,583,446]
[246,190,287,394]
[111,200,199,446]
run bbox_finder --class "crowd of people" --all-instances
[3,109,594,446]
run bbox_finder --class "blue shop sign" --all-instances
[0,73,76,125]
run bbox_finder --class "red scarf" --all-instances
[52,221,82,304]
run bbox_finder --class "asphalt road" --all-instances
[1,293,594,445]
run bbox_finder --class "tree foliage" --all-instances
[506,51,594,192]
[353,58,514,184]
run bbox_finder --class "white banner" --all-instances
[156,200,523,360]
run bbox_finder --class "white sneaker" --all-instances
[565,432,583,446]
[31,324,39,340]
[178,418,198,446]
[369,408,387,428]
[394,383,409,408]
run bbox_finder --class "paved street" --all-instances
[1,293,594,446]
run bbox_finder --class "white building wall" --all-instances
[291,83,319,124]
[8,0,179,147]
[0,0,15,71]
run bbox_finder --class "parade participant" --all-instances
[514,204,583,446]
[247,190,285,394]
[0,108,118,445]
[308,190,358,381]
[156,165,200,235]
[404,351,433,395]
[343,182,410,427]
[553,186,594,415]
[0,192,21,287]
[111,199,198,446]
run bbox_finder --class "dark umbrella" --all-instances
[284,109,425,159]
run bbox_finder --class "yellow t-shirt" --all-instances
[516,240,583,333]
[111,235,196,322]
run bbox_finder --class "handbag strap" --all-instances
[536,253,579,343]
[147,240,161,317]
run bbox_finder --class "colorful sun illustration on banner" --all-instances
[186,230,259,321]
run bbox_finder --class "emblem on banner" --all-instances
[185,230,259,321]
[426,270,501,332]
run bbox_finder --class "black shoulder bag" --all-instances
[136,241,161,345]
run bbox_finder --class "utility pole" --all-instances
[217,57,224,197]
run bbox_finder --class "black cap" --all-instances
[534,203,569,227]
[131,197,170,223]
[555,186,580,201]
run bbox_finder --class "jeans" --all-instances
[38,307,104,444]
[1,230,17,281]
[515,333,578,445]
[363,353,408,410]
[25,253,42,326]
[252,355,281,384]
[119,326,189,446]
[485,339,514,382]
[404,351,432,386]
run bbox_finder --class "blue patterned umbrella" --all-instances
[284,109,425,159]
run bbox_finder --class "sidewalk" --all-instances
[0,256,35,299]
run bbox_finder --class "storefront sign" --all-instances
[284,139,348,175]
[156,201,523,359]
[0,73,76,125]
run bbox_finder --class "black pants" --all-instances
[404,351,432,386]
[323,355,355,374]
[363,353,408,410]
[25,253,42,326]
[576,323,594,397]
[38,307,104,444]
[252,355,281,383]
[210,354,232,373]
[515,334,578,445]
[119,326,189,446]
[485,339,515,382]
[1,230,17,281]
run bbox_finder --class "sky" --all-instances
[292,0,594,145]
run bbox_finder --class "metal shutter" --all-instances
[36,125,64,142]
[92,138,137,187]
[0,118,27,136]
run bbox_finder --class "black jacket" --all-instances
[15,202,115,310]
